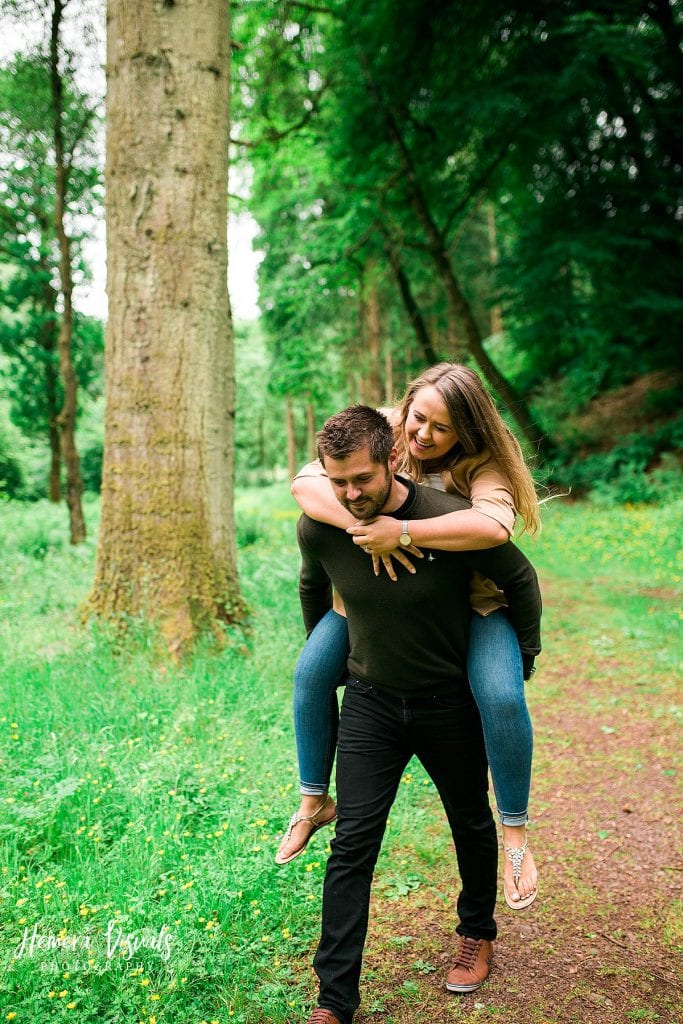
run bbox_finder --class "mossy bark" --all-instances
[91,0,242,647]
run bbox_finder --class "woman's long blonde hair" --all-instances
[394,363,541,536]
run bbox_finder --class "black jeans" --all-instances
[313,677,498,1024]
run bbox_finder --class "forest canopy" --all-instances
[1,0,681,508]
[231,0,682,493]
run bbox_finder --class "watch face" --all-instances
[399,534,412,546]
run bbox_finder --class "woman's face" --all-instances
[404,385,459,464]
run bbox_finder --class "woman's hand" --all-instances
[347,517,424,582]
[346,516,405,554]
[369,548,423,582]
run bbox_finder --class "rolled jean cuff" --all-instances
[497,809,529,827]
[300,782,328,796]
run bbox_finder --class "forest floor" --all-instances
[349,571,682,1024]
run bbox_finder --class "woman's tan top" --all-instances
[294,446,516,617]
[424,448,515,615]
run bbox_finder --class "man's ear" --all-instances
[388,446,399,472]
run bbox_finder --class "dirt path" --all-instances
[352,579,682,1024]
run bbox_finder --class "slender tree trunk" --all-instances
[48,414,61,502]
[40,279,61,502]
[362,264,383,406]
[305,399,316,461]
[347,364,357,404]
[356,268,366,403]
[407,164,544,448]
[384,239,439,364]
[384,339,394,406]
[446,315,461,358]
[487,204,503,336]
[50,0,85,541]
[257,413,265,476]
[286,396,297,479]
[91,0,242,647]
[358,52,548,452]
[346,283,362,403]
[647,0,683,95]
[402,152,543,447]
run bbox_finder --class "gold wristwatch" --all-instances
[398,520,412,547]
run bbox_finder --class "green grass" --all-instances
[0,489,681,1023]
[522,495,682,588]
[521,498,682,691]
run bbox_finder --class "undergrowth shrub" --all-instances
[550,417,683,503]
[0,430,24,498]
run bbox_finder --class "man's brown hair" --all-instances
[317,405,394,465]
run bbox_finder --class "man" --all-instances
[298,406,542,1024]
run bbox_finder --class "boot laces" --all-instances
[454,936,483,971]
[308,1011,339,1024]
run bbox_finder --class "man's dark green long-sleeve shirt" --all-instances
[297,478,542,699]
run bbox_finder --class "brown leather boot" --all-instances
[305,1011,343,1024]
[446,935,494,993]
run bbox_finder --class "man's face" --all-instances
[322,446,396,520]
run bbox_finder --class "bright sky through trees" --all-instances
[74,206,262,322]
[1,15,263,322]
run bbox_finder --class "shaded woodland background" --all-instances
[228,0,682,492]
[0,0,681,640]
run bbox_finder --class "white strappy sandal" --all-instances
[503,834,538,910]
[274,795,337,865]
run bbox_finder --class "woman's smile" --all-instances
[405,385,459,463]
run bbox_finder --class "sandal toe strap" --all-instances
[283,811,314,840]
[283,798,332,839]
[504,841,528,883]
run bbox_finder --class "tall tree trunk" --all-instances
[647,0,683,95]
[487,204,503,336]
[347,364,357,404]
[91,0,242,647]
[50,0,85,541]
[40,278,61,502]
[358,52,548,452]
[384,339,394,406]
[445,315,461,358]
[286,396,297,479]
[257,413,265,476]
[401,145,543,448]
[346,283,362,403]
[47,399,62,502]
[305,399,316,461]
[384,238,439,364]
[362,265,383,406]
[405,156,544,448]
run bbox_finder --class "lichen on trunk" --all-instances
[91,0,243,647]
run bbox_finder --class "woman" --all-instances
[277,363,541,910]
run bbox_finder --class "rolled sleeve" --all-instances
[447,454,516,536]
[293,459,327,482]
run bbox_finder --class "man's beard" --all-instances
[341,476,392,520]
